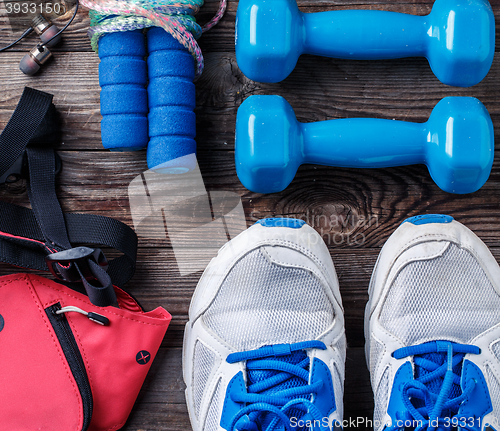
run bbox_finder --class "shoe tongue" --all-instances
[246,350,310,431]
[413,352,463,416]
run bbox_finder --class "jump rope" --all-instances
[81,0,227,171]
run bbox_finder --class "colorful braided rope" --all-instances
[80,0,227,77]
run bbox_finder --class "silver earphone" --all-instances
[0,1,79,75]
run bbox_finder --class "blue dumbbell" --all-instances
[236,0,495,86]
[99,30,149,151]
[235,96,494,194]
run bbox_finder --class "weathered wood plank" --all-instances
[0,50,498,151]
[3,150,500,250]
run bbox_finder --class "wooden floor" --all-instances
[1,0,500,429]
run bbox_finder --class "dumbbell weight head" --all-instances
[236,0,302,83]
[427,0,495,87]
[236,96,302,193]
[235,95,494,194]
[425,97,494,194]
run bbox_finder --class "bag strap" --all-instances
[0,87,138,307]
[0,87,53,177]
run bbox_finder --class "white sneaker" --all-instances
[183,218,346,431]
[366,214,500,431]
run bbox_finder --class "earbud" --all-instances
[19,45,52,75]
[31,15,61,47]
[19,16,61,75]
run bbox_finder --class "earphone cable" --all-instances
[0,27,34,52]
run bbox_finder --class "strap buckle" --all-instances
[0,150,62,184]
[45,246,109,283]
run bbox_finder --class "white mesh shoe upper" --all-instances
[492,341,500,362]
[203,379,222,431]
[369,336,385,386]
[192,341,218,418]
[373,367,389,431]
[203,248,335,351]
[379,242,500,345]
[487,367,500,417]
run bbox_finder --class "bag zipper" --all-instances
[46,303,93,431]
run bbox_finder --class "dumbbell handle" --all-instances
[305,11,424,59]
[302,119,424,166]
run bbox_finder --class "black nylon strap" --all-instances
[26,147,72,250]
[0,87,139,307]
[0,87,52,177]
[78,260,119,307]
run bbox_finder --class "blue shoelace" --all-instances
[392,341,481,431]
[226,341,328,431]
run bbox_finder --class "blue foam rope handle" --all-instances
[99,30,148,151]
[147,27,196,172]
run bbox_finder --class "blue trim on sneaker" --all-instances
[385,341,491,431]
[221,341,338,431]
[255,218,306,229]
[403,214,454,226]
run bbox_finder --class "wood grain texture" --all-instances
[1,0,500,429]
[0,50,499,148]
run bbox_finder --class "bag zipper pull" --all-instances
[56,306,110,326]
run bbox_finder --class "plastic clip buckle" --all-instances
[0,150,62,184]
[45,246,109,283]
